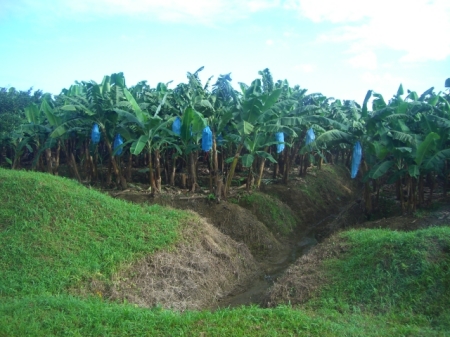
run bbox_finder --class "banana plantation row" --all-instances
[1,69,450,214]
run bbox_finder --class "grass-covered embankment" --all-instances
[1,168,449,336]
[310,227,450,331]
[0,168,190,297]
[232,192,297,236]
[0,295,442,336]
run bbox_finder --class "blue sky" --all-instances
[1,0,449,104]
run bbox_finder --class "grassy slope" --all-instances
[0,168,191,297]
[0,168,449,336]
[311,227,450,331]
[233,192,297,235]
[0,296,440,337]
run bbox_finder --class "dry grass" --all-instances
[118,192,286,258]
[264,235,349,307]
[108,214,259,311]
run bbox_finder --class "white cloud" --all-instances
[296,0,450,62]
[294,63,315,73]
[297,0,370,23]
[348,51,377,70]
[8,0,450,62]
[247,0,281,12]
[12,0,282,24]
[266,39,274,46]
[360,71,405,94]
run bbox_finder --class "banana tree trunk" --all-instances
[211,136,220,195]
[246,167,253,192]
[282,141,301,184]
[35,140,43,172]
[256,147,268,188]
[225,144,243,197]
[188,151,198,193]
[298,154,303,176]
[301,153,310,177]
[272,153,279,179]
[148,150,157,196]
[398,177,406,214]
[362,160,372,215]
[45,148,53,174]
[418,174,424,205]
[102,131,127,190]
[70,152,82,182]
[443,161,448,198]
[106,161,112,186]
[317,150,324,170]
[62,140,80,182]
[86,140,95,182]
[428,172,435,204]
[12,145,22,170]
[54,140,60,176]
[126,152,132,183]
[170,156,177,186]
[373,179,380,210]
[282,147,289,184]
[162,151,169,187]
[154,149,162,193]
[410,177,417,213]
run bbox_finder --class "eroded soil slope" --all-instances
[106,215,259,311]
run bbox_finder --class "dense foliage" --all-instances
[1,71,449,214]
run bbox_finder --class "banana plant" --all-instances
[19,97,61,173]
[239,132,279,191]
[117,87,181,194]
[50,73,128,188]
[224,78,282,196]
[179,106,207,192]
[170,67,211,192]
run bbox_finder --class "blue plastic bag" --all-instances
[275,132,285,153]
[202,126,212,151]
[172,117,181,136]
[91,124,100,144]
[305,128,315,145]
[113,134,124,156]
[351,141,362,179]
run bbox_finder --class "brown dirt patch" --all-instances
[264,235,349,307]
[115,193,285,259]
[106,214,259,311]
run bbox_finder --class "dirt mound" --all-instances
[264,235,349,307]
[116,193,285,259]
[170,200,285,257]
[261,165,362,238]
[233,192,298,237]
[107,214,259,311]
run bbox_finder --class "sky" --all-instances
[0,0,449,104]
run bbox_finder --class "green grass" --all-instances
[297,165,351,206]
[1,168,449,336]
[237,192,297,235]
[0,296,442,336]
[0,168,191,297]
[309,227,450,331]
